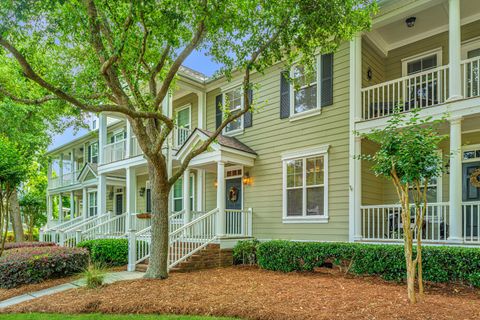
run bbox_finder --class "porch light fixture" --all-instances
[445,161,450,175]
[367,67,373,81]
[108,190,114,200]
[214,179,218,188]
[139,187,146,197]
[405,16,416,28]
[243,172,253,185]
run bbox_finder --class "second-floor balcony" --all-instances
[102,126,191,165]
[48,171,79,189]
[361,57,480,120]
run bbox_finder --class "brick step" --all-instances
[135,244,232,273]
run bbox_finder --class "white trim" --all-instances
[171,173,195,212]
[113,187,125,215]
[225,165,244,212]
[282,145,329,223]
[289,55,322,119]
[401,48,442,77]
[222,86,244,136]
[461,37,480,59]
[175,103,192,130]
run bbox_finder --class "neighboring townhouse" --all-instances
[42,0,480,271]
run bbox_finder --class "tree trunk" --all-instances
[402,200,417,304]
[144,162,170,279]
[9,190,24,242]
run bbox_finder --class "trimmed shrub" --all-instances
[78,239,128,267]
[233,239,260,265]
[257,241,480,287]
[4,242,56,250]
[0,246,89,288]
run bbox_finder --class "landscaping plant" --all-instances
[78,239,129,267]
[0,0,377,279]
[233,239,260,265]
[0,246,88,288]
[356,110,447,303]
[82,263,106,289]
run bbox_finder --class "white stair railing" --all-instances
[80,213,127,243]
[60,213,111,247]
[127,208,219,272]
[41,215,84,243]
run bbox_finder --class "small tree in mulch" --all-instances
[356,109,447,303]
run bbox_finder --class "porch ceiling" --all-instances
[368,0,480,55]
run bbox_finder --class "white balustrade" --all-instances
[462,57,480,98]
[462,202,480,243]
[360,203,450,242]
[361,65,449,120]
[103,139,127,164]
[48,171,78,189]
[80,213,127,242]
[225,208,253,237]
[174,127,191,149]
[131,137,144,157]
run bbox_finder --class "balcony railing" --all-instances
[360,202,480,244]
[462,56,480,98]
[103,139,127,164]
[361,65,449,120]
[48,171,78,189]
[174,127,191,149]
[131,137,144,157]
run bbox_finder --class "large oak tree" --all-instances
[0,0,376,278]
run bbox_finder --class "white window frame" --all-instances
[289,55,322,121]
[88,142,99,164]
[461,37,480,59]
[222,85,244,136]
[171,174,195,212]
[175,104,192,130]
[88,191,98,216]
[282,145,329,223]
[110,129,126,144]
[401,48,442,76]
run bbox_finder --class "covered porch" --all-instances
[356,115,480,244]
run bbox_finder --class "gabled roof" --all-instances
[76,163,98,182]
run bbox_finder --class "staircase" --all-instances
[135,243,233,273]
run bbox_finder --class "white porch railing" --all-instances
[462,56,480,99]
[60,213,112,247]
[361,65,449,120]
[48,171,78,189]
[360,203,450,242]
[127,208,219,272]
[462,202,480,243]
[103,139,127,164]
[225,208,253,237]
[40,215,84,243]
[79,213,127,244]
[174,127,191,149]
[131,137,144,157]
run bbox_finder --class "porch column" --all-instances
[126,166,137,231]
[70,149,76,182]
[183,168,191,224]
[126,122,132,158]
[216,161,226,236]
[198,91,206,129]
[353,34,362,121]
[448,0,462,101]
[47,194,53,223]
[58,193,63,222]
[196,169,205,212]
[59,153,64,186]
[47,160,52,185]
[449,117,463,242]
[353,136,362,240]
[82,187,88,219]
[70,191,75,219]
[98,113,107,164]
[98,174,107,215]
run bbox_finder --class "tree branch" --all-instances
[149,45,171,98]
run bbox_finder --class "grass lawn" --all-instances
[0,314,236,320]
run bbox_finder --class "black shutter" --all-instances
[146,189,151,213]
[215,94,223,129]
[321,53,334,107]
[280,71,290,119]
[87,145,91,163]
[244,88,253,128]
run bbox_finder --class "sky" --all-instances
[48,51,220,151]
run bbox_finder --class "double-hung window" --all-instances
[176,105,191,146]
[88,142,99,164]
[282,146,329,223]
[290,56,321,116]
[172,175,195,212]
[223,86,243,134]
[88,191,98,216]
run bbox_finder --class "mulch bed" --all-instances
[4,266,480,320]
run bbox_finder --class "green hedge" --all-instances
[256,240,480,287]
[78,239,128,267]
[0,246,88,288]
[233,239,260,265]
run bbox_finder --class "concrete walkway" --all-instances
[0,271,144,309]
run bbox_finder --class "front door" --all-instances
[115,193,124,215]
[463,162,480,238]
[225,178,242,234]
